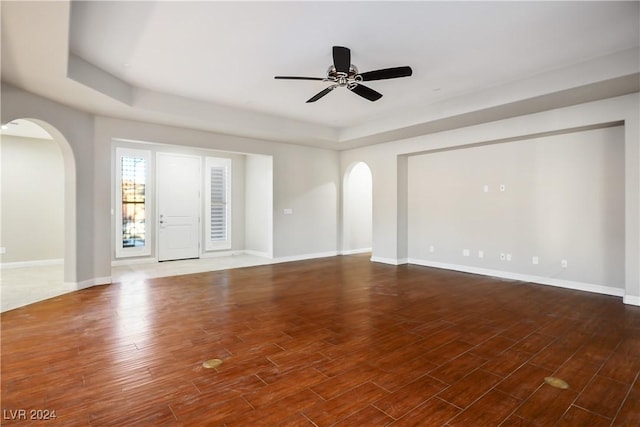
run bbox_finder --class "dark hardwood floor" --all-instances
[1,254,639,426]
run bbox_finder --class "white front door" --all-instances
[157,153,201,261]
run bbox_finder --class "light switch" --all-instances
[283,208,293,215]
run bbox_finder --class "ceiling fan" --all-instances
[274,46,413,103]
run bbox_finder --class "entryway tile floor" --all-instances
[111,254,274,282]
[1,264,70,313]
[1,254,273,312]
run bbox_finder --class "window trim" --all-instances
[115,147,152,258]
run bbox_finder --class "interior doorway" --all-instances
[342,161,373,254]
[0,118,76,311]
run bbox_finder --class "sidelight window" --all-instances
[115,148,151,257]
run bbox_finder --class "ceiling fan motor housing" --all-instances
[327,65,361,87]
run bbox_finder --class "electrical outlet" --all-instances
[483,185,489,193]
[506,253,512,261]
[0,247,5,254]
[500,253,506,261]
[532,256,539,265]
[429,245,435,253]
[478,250,484,258]
[283,208,293,215]
[561,259,568,268]
[463,249,470,257]
[500,184,506,192]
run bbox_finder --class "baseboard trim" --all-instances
[623,295,640,306]
[340,248,372,255]
[408,258,625,298]
[1,258,64,269]
[273,251,338,264]
[71,276,112,291]
[371,256,409,265]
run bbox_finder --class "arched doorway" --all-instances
[0,118,76,311]
[342,161,373,255]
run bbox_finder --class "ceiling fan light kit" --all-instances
[275,46,412,103]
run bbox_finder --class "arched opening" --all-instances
[1,118,76,311]
[342,161,373,255]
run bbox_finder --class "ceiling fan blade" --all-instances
[274,76,325,81]
[349,84,383,102]
[333,46,351,74]
[360,66,413,81]
[306,86,337,103]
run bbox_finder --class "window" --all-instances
[205,157,231,250]
[115,148,151,258]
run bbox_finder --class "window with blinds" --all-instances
[205,157,231,250]
[209,166,226,241]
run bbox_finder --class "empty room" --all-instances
[1,1,639,425]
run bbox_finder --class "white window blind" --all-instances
[205,157,231,250]
[209,166,226,241]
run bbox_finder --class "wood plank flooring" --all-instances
[1,254,639,426]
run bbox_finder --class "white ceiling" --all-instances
[2,1,639,149]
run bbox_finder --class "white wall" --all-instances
[2,83,94,287]
[94,116,339,276]
[3,83,637,305]
[343,162,372,253]
[1,84,340,286]
[408,126,625,292]
[341,93,640,304]
[271,143,339,258]
[1,135,65,263]
[245,154,273,257]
